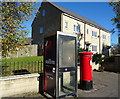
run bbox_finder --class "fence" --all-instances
[0,61,43,76]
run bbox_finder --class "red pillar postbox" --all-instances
[79,52,93,90]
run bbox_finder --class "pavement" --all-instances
[9,71,119,98]
[78,71,119,98]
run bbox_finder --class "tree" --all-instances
[0,2,37,57]
[109,1,120,44]
[111,44,120,54]
[109,1,120,29]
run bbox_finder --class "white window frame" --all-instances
[102,34,106,40]
[92,31,97,38]
[91,44,97,52]
[64,21,68,29]
[40,27,43,33]
[87,29,89,34]
[73,24,80,33]
[74,25,76,31]
[42,9,46,16]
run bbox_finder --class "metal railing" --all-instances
[0,61,43,77]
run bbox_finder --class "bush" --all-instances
[78,48,88,52]
[92,53,103,65]
[92,53,115,65]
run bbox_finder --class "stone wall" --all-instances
[0,73,39,98]
[6,44,38,58]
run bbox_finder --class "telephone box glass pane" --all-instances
[59,71,76,96]
[59,36,75,68]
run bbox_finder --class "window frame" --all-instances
[73,24,80,33]
[92,31,97,38]
[91,44,97,52]
[87,29,89,34]
[42,9,46,16]
[40,27,43,33]
[102,34,106,40]
[64,21,68,29]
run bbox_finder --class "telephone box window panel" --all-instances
[59,35,75,68]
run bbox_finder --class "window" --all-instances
[87,29,89,34]
[74,24,80,33]
[64,21,68,28]
[92,31,97,37]
[102,34,106,40]
[92,45,97,52]
[40,27,43,33]
[77,25,80,33]
[74,25,76,31]
[42,9,46,16]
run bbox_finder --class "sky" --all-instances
[23,2,118,45]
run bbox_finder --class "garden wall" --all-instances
[6,44,38,58]
[0,67,81,98]
[102,55,120,72]
[0,73,39,98]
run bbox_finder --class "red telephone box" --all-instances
[43,31,78,98]
[79,52,93,90]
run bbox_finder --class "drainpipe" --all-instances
[84,23,86,49]
[99,29,101,54]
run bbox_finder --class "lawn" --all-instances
[2,56,43,62]
[1,56,43,76]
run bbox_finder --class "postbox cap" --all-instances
[79,52,93,55]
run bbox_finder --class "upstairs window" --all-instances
[92,45,97,52]
[92,31,97,37]
[74,25,76,31]
[102,34,106,40]
[77,25,80,33]
[64,21,68,28]
[42,9,46,16]
[87,29,89,34]
[74,24,80,33]
[40,27,43,33]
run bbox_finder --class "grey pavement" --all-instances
[9,71,119,98]
[78,71,119,98]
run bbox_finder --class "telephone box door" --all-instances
[57,33,77,97]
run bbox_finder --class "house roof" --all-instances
[46,0,110,32]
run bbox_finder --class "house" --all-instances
[32,0,110,56]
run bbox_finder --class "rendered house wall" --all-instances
[61,14,110,54]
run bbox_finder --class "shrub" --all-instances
[78,48,88,52]
[92,53,104,65]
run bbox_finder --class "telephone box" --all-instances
[44,31,77,98]
[79,52,93,90]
